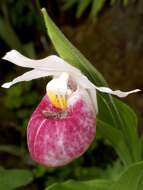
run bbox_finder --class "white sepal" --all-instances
[2,50,80,74]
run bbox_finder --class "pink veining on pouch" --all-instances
[27,90,96,167]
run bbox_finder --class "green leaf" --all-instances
[76,0,92,18]
[4,85,23,109]
[0,145,22,157]
[110,0,117,6]
[111,161,143,190]
[41,8,106,87]
[123,0,128,6]
[63,0,77,10]
[23,42,36,58]
[97,119,132,165]
[45,179,112,190]
[114,98,141,162]
[140,134,143,159]
[0,169,34,190]
[97,93,116,126]
[0,16,35,57]
[41,8,141,166]
[0,16,24,54]
[90,0,105,18]
[102,160,124,180]
[138,174,143,190]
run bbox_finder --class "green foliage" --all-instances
[0,0,36,57]
[98,97,142,164]
[41,7,143,190]
[0,15,24,54]
[0,168,33,190]
[0,145,22,157]
[141,135,143,158]
[4,83,38,108]
[114,98,141,162]
[90,0,105,18]
[63,0,129,18]
[111,161,143,190]
[41,8,141,166]
[97,119,132,165]
[41,9,106,86]
[44,161,143,190]
[76,0,92,18]
[0,15,35,57]
[45,179,112,190]
[4,82,40,128]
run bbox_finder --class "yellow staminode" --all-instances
[47,90,67,109]
[46,72,69,110]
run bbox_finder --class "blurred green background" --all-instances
[0,0,143,189]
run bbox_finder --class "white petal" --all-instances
[87,89,98,114]
[2,50,81,74]
[92,87,140,98]
[76,74,140,97]
[1,69,60,88]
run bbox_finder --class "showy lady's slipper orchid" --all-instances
[1,50,140,167]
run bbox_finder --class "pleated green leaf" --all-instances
[97,119,132,165]
[114,98,141,162]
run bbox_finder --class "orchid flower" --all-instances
[1,50,140,167]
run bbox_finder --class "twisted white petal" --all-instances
[1,69,60,88]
